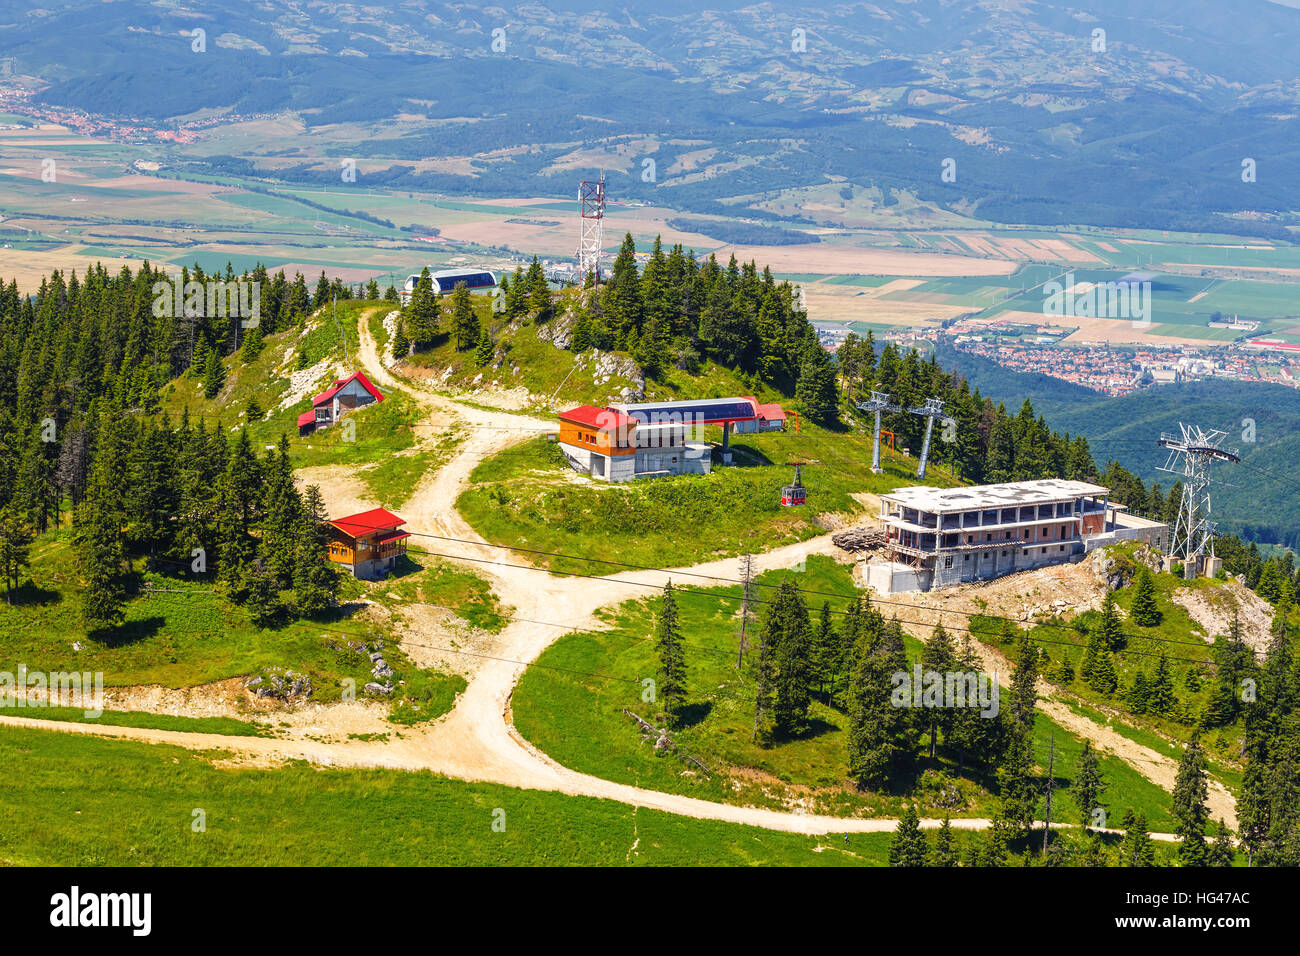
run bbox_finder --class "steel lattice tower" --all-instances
[1156,423,1241,573]
[908,397,955,480]
[857,391,901,473]
[577,175,606,282]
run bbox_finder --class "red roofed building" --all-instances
[556,396,781,481]
[326,507,409,579]
[733,397,787,433]
[298,371,385,435]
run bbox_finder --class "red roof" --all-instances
[756,402,786,421]
[312,370,385,408]
[297,410,317,428]
[329,507,407,539]
[558,404,633,431]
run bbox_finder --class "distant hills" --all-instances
[6,0,1300,236]
[936,343,1300,547]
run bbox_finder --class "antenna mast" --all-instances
[577,174,606,283]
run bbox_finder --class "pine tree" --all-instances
[1053,653,1075,685]
[1121,813,1157,866]
[201,347,225,399]
[1173,734,1210,866]
[449,284,480,351]
[1008,628,1039,733]
[811,601,838,700]
[929,816,957,867]
[1098,589,1125,650]
[243,561,282,628]
[73,452,126,633]
[1126,671,1151,714]
[0,503,33,603]
[921,623,955,757]
[1130,567,1161,626]
[760,579,814,737]
[847,622,911,788]
[1088,646,1118,696]
[1208,820,1236,867]
[996,724,1038,837]
[406,268,438,349]
[1071,740,1107,828]
[293,484,337,617]
[1237,748,1269,867]
[239,323,264,362]
[391,313,409,358]
[889,805,929,867]
[794,344,840,426]
[525,256,552,318]
[655,582,687,725]
[1147,654,1175,716]
[474,327,493,366]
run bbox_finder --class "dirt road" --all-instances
[0,308,1227,838]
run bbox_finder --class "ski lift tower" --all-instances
[1157,423,1240,578]
[857,390,901,473]
[907,397,955,481]
[577,175,606,283]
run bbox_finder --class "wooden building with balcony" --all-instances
[326,507,410,579]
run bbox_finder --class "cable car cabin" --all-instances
[780,461,809,506]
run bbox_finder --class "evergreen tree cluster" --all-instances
[0,261,355,625]
[63,407,340,632]
[568,234,832,420]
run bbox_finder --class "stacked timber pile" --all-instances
[832,526,886,554]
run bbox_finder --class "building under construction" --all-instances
[864,478,1168,593]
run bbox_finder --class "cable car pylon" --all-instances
[908,397,955,481]
[857,390,902,473]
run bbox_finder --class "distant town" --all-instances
[818,323,1300,397]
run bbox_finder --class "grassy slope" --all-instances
[458,425,958,574]
[0,705,268,736]
[513,556,1181,829]
[4,300,487,722]
[380,554,511,633]
[975,544,1276,770]
[0,725,895,866]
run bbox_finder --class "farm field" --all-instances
[4,122,1298,351]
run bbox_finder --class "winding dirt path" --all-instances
[0,307,1226,837]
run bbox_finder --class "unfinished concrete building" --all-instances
[864,479,1168,593]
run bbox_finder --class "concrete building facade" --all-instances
[864,478,1168,593]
